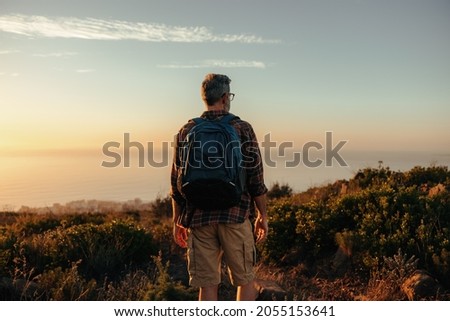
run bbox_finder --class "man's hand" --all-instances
[253,194,268,243]
[254,215,268,243]
[172,199,188,248]
[173,223,188,248]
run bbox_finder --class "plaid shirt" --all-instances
[170,110,267,228]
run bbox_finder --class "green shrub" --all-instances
[37,261,98,300]
[267,182,293,199]
[143,256,196,301]
[15,220,157,280]
[14,213,109,237]
[18,216,62,237]
[258,201,300,263]
[296,199,354,258]
[150,195,172,218]
[405,165,450,187]
[2,165,448,299]
[262,166,450,287]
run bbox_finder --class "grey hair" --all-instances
[201,74,231,106]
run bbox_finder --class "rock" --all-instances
[280,248,302,266]
[401,270,442,300]
[254,279,287,301]
[0,277,40,300]
[331,246,351,276]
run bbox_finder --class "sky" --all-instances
[1,0,449,156]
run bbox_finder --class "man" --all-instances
[170,73,268,301]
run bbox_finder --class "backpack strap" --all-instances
[191,117,205,125]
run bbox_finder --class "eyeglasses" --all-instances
[221,92,235,101]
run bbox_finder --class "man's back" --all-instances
[171,109,266,228]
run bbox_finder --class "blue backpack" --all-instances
[178,113,246,210]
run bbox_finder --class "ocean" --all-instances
[1,150,449,210]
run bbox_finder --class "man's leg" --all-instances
[199,285,219,301]
[188,225,222,300]
[219,220,257,300]
[236,280,258,301]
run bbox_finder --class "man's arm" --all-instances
[170,131,188,248]
[240,122,269,243]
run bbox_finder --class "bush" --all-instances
[258,201,300,263]
[143,256,196,301]
[9,220,157,281]
[150,195,172,218]
[262,166,450,287]
[1,166,448,299]
[37,261,98,300]
[267,182,293,199]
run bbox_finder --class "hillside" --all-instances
[0,165,449,300]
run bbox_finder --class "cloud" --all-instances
[0,49,20,54]
[33,52,78,58]
[157,59,266,69]
[0,14,279,44]
[206,60,266,69]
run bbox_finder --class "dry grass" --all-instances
[254,263,366,300]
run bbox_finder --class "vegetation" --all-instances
[0,166,449,300]
[258,165,450,299]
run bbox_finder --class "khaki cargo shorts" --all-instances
[187,219,256,287]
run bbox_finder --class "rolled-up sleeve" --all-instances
[170,132,186,206]
[170,122,196,205]
[241,123,268,197]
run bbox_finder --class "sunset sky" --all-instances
[1,0,450,209]
[1,0,449,155]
